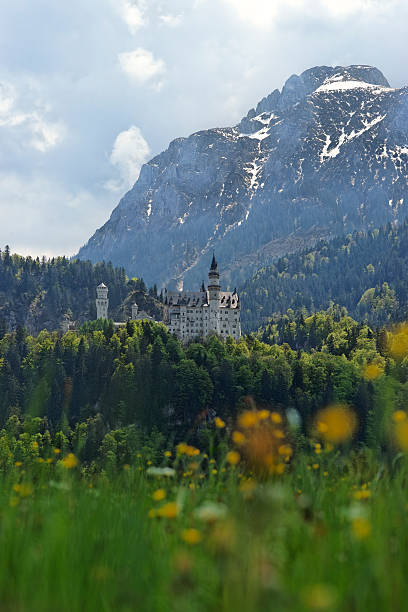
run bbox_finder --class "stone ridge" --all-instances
[77,65,408,291]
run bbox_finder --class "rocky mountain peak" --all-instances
[77,65,408,291]
[246,65,390,121]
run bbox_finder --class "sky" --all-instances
[1,0,408,257]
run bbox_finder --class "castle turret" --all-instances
[208,253,220,302]
[96,283,109,320]
[208,254,220,335]
[132,303,139,319]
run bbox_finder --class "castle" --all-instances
[95,255,241,342]
[163,255,241,342]
[96,284,154,323]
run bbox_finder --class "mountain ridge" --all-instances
[77,64,408,289]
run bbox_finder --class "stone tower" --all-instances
[96,283,109,320]
[132,303,139,319]
[208,253,220,334]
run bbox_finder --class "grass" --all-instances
[1,440,408,612]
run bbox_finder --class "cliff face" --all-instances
[77,65,408,289]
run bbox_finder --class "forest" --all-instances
[241,222,408,331]
[0,246,162,335]
[0,312,406,469]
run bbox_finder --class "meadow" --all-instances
[2,404,408,612]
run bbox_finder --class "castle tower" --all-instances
[96,283,109,320]
[208,254,220,334]
[208,253,220,300]
[132,303,139,319]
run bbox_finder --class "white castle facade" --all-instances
[164,255,241,342]
[94,255,241,342]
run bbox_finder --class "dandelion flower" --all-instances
[157,502,179,519]
[393,410,407,423]
[215,417,226,429]
[271,412,282,424]
[315,404,357,444]
[62,453,79,469]
[363,362,384,381]
[226,451,240,466]
[238,411,259,429]
[181,528,202,545]
[232,430,245,445]
[302,584,337,610]
[152,489,166,501]
[352,517,371,539]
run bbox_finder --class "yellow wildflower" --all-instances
[315,443,321,454]
[238,410,259,428]
[53,448,61,455]
[232,431,245,445]
[152,489,166,501]
[37,457,44,464]
[211,469,218,475]
[164,451,172,457]
[271,412,282,424]
[15,461,22,467]
[275,463,285,475]
[46,458,53,464]
[215,417,226,429]
[157,502,179,519]
[363,362,384,381]
[312,463,319,470]
[31,441,39,451]
[302,584,337,610]
[315,404,357,444]
[226,450,240,466]
[393,410,407,423]
[258,409,270,420]
[181,528,202,545]
[13,483,32,497]
[148,509,157,519]
[352,517,371,539]
[62,453,79,469]
[354,490,371,500]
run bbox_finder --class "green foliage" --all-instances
[0,311,405,462]
[0,247,162,334]
[241,222,408,331]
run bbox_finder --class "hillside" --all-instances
[240,222,408,332]
[0,247,162,335]
[77,65,408,289]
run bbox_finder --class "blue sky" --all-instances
[1,0,407,256]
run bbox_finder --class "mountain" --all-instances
[77,65,408,289]
[240,222,408,332]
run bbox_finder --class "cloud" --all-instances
[107,126,150,192]
[159,14,183,27]
[118,48,165,83]
[0,172,111,257]
[221,0,303,29]
[119,0,146,34]
[0,80,65,152]
[221,0,404,28]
